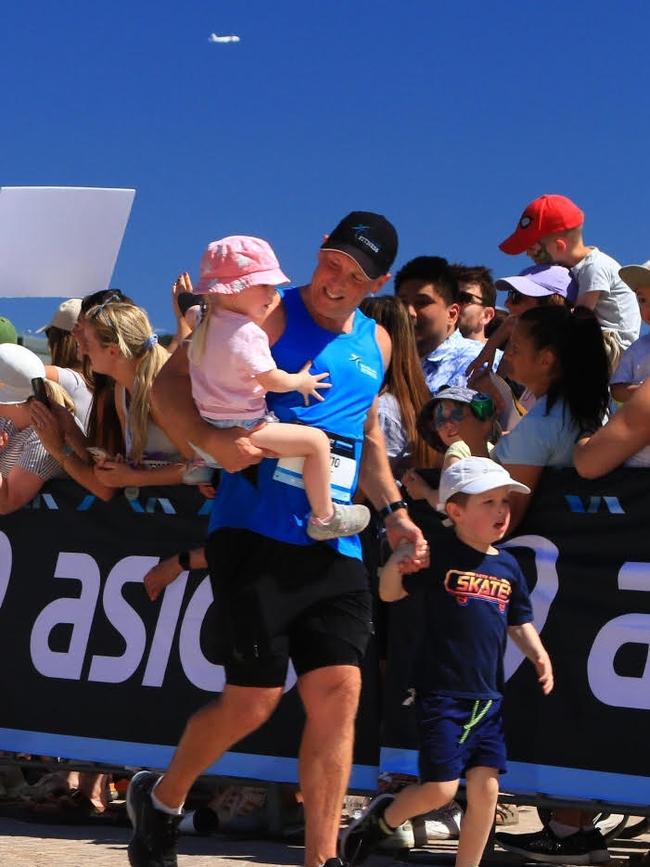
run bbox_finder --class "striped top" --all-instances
[0,418,61,480]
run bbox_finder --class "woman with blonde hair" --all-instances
[33,299,188,497]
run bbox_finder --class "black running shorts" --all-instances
[205,528,372,688]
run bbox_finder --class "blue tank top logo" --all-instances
[349,352,380,380]
[209,287,384,559]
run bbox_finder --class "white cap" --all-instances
[0,344,46,404]
[619,260,650,292]
[438,457,531,510]
[36,298,82,333]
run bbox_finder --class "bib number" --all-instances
[272,430,357,503]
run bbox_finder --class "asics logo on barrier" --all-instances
[565,494,624,514]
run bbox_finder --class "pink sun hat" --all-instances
[195,235,290,295]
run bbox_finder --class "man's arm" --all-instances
[151,343,264,472]
[574,377,650,477]
[358,325,428,561]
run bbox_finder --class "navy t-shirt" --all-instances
[403,532,533,700]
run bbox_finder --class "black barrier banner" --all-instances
[380,467,650,808]
[0,480,379,789]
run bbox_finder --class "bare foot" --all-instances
[144,557,182,602]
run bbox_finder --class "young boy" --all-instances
[499,194,641,369]
[340,457,553,867]
[611,260,650,404]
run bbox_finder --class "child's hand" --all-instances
[391,539,429,574]
[393,541,415,571]
[534,654,554,695]
[295,360,332,406]
[401,469,433,502]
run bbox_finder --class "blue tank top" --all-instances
[209,287,384,559]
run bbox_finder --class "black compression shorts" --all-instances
[205,528,372,688]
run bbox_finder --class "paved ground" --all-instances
[0,808,648,867]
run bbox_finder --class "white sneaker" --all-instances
[307,503,370,541]
[422,800,463,841]
[378,820,415,850]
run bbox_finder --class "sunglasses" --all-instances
[458,290,485,306]
[506,288,527,305]
[432,393,495,427]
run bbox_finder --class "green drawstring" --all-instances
[458,699,493,744]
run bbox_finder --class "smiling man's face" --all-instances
[308,250,387,326]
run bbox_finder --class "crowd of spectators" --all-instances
[1,192,649,862]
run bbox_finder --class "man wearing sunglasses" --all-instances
[449,264,498,346]
[396,256,486,394]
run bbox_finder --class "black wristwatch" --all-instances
[379,499,408,520]
[178,550,191,571]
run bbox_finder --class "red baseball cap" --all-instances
[499,195,584,255]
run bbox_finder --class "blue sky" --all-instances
[2,0,649,333]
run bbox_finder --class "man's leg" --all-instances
[127,684,282,867]
[298,664,362,867]
[155,684,283,809]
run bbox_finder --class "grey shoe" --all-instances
[307,503,371,541]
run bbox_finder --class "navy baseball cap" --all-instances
[321,211,398,279]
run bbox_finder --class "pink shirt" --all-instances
[190,309,277,420]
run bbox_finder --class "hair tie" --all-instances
[143,333,158,350]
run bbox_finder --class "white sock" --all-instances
[151,780,184,816]
[549,820,580,839]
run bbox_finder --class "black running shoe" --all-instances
[126,771,181,867]
[496,827,610,865]
[339,793,396,865]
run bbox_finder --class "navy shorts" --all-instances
[415,692,507,782]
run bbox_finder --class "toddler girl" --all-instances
[188,235,370,541]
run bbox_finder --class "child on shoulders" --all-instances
[188,235,370,541]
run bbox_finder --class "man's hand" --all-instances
[383,511,429,571]
[217,428,266,473]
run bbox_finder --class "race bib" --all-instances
[272,430,357,503]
